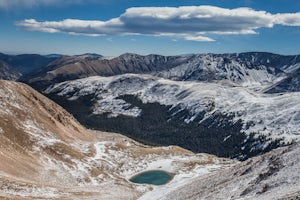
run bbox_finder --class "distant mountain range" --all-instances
[1,51,300,160]
[23,52,300,92]
[0,52,299,90]
[0,53,57,79]
[0,52,100,81]
[1,52,299,92]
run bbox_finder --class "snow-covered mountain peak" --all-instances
[156,53,288,91]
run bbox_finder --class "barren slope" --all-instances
[0,80,234,199]
[158,143,300,200]
[28,53,191,87]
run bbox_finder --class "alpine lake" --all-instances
[129,170,174,185]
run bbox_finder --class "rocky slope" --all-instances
[27,53,192,88]
[0,80,234,199]
[266,67,300,93]
[155,52,294,90]
[0,61,21,80]
[144,142,300,200]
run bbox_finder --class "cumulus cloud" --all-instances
[16,6,300,42]
[274,13,300,26]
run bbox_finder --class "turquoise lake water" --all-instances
[129,170,173,185]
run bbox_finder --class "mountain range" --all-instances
[2,52,297,159]
[0,51,300,199]
[1,52,300,160]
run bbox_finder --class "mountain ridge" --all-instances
[44,74,300,160]
[1,51,299,92]
[22,52,300,92]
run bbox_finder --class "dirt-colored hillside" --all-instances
[28,54,191,86]
[0,80,234,199]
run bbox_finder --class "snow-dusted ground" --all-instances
[158,142,300,200]
[46,74,300,144]
[139,161,225,200]
[155,54,285,90]
[1,120,234,199]
[0,80,235,199]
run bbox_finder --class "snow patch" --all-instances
[94,98,142,117]
[23,120,61,150]
[0,184,61,199]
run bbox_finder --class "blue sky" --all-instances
[0,0,300,56]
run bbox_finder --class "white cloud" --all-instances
[183,35,215,42]
[16,6,300,42]
[275,13,300,26]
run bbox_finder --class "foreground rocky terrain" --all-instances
[0,80,234,199]
[144,143,300,200]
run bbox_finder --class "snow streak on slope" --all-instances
[157,142,300,200]
[155,54,285,91]
[46,74,300,144]
[0,80,234,199]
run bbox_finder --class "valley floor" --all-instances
[0,130,235,200]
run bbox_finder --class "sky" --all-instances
[0,0,300,56]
